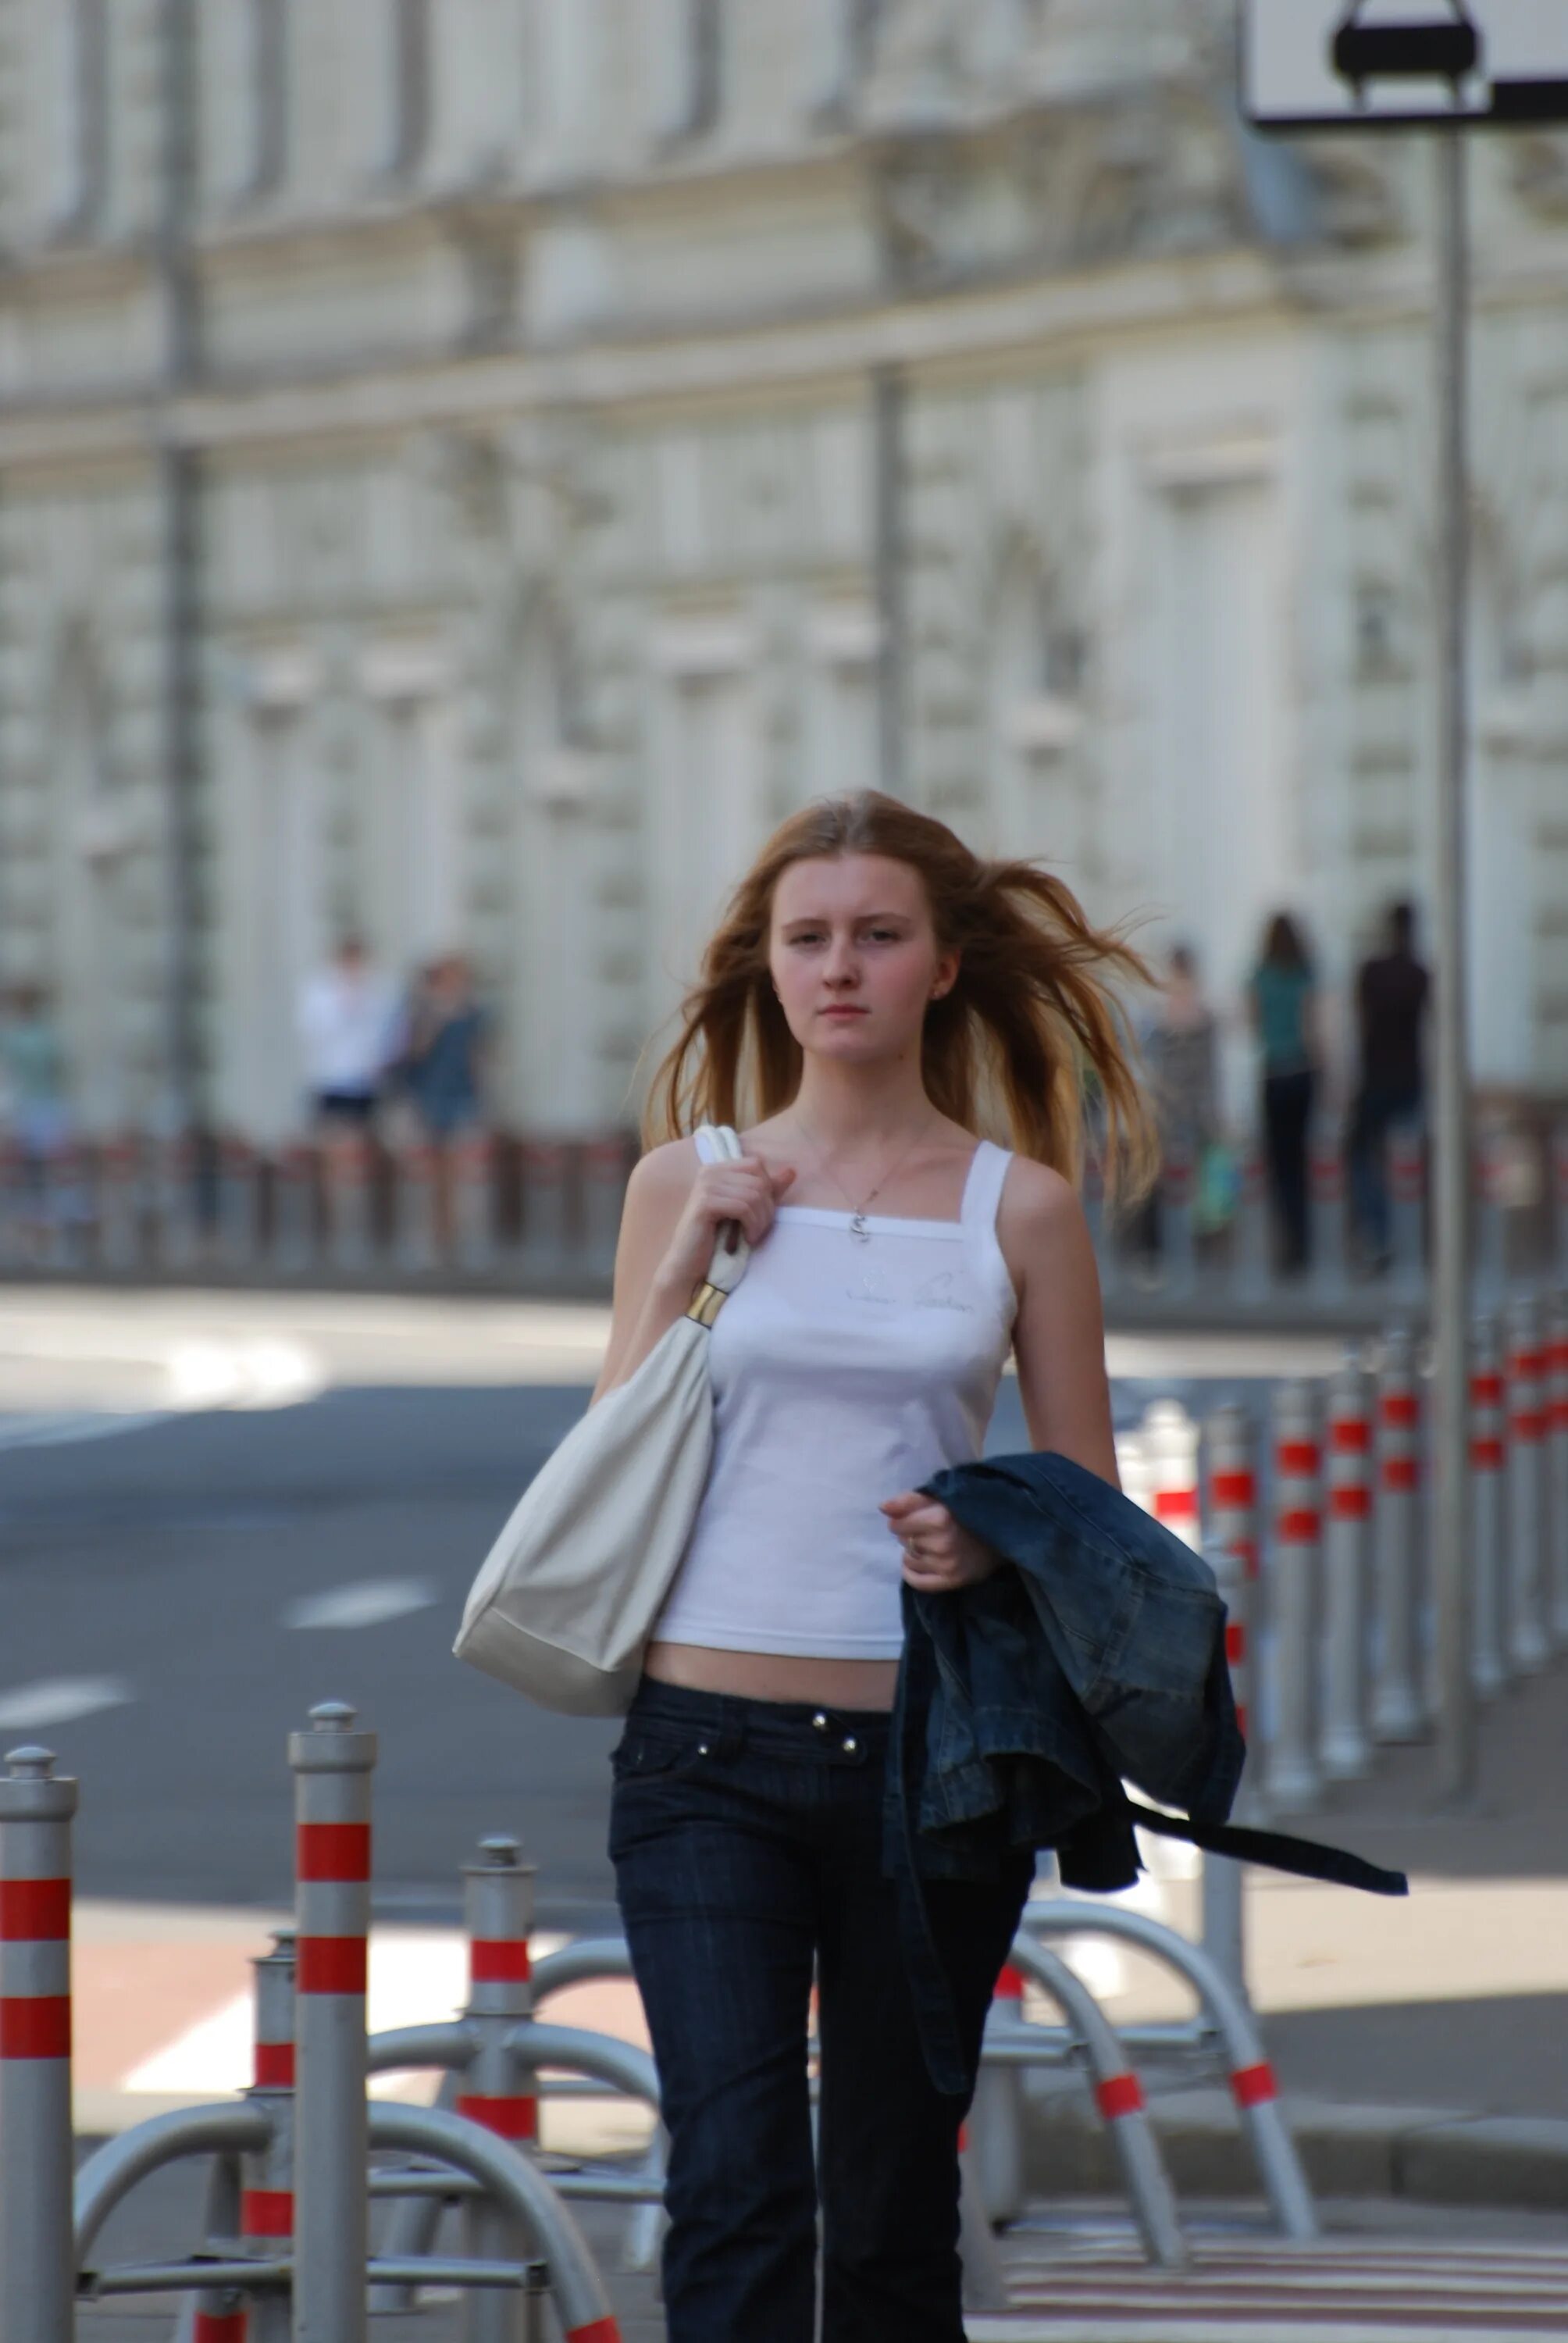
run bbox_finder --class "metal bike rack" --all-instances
[986,1938,1187,2270]
[1016,1899,1318,2240]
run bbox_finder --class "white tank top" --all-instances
[652,1130,1019,1659]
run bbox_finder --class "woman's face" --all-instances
[768,853,958,1060]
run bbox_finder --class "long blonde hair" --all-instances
[639,791,1160,1206]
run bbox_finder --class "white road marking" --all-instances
[0,1410,170,1451]
[123,1928,568,2095]
[282,1578,439,1631]
[0,1675,134,1729]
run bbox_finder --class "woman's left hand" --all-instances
[880,1491,1000,1593]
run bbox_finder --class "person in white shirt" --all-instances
[296,936,401,1130]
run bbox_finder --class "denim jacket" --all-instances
[886,1448,1407,2095]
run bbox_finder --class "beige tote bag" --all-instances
[453,1125,750,1714]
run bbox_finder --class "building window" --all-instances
[659,0,724,141]
[390,0,432,174]
[690,0,723,134]
[248,0,288,195]
[57,0,109,232]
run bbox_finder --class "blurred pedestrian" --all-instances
[401,953,488,1143]
[1131,943,1220,1282]
[1347,899,1429,1275]
[0,983,72,1257]
[398,952,490,1252]
[1247,912,1320,1278]
[295,933,401,1133]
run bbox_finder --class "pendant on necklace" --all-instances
[849,1212,871,1244]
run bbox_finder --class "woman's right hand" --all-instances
[658,1148,797,1293]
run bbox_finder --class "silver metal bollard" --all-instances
[1506,1295,1551,1672]
[1371,1325,1426,1742]
[290,1699,376,2343]
[1205,1400,1260,1590]
[458,1836,537,2343]
[1469,1314,1509,1696]
[1320,1352,1373,1781]
[1548,1290,1568,1647]
[0,1743,78,2343]
[1265,1381,1322,1813]
[243,1931,296,2343]
[1142,1398,1201,1550]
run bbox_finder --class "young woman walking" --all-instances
[590,791,1156,2343]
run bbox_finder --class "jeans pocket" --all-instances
[608,1724,722,1785]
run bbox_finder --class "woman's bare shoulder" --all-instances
[628,1133,703,1201]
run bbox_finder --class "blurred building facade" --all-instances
[0,0,1566,1142]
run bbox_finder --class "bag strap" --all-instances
[688,1125,750,1318]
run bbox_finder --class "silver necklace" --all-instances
[793,1113,938,1245]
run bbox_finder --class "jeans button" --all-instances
[697,1742,710,1756]
[812,1712,829,1731]
[842,1736,857,1753]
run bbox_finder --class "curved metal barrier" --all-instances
[1017,1899,1318,2240]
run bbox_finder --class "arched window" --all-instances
[247,0,289,195]
[389,0,433,174]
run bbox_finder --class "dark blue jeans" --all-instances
[608,1678,1032,2343]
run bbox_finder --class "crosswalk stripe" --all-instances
[977,2239,1568,2340]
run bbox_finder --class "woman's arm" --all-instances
[586,1137,798,1407]
[1001,1160,1121,1487]
[586,1143,701,1407]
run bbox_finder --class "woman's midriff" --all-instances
[641,1641,900,1711]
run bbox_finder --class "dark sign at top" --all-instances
[1243,3,1568,130]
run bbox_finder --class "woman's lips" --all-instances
[820,1006,868,1018]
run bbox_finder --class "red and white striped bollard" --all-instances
[1321,1353,1373,1780]
[1371,1325,1426,1742]
[290,1699,376,2343]
[0,1743,78,2343]
[1469,1314,1509,1696]
[1142,1399,1201,1552]
[1548,1289,1568,1648]
[1266,1382,1322,1813]
[458,1834,538,2343]
[1506,1294,1550,1673]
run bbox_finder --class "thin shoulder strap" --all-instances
[960,1138,1011,1233]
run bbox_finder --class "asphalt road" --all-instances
[0,1364,1295,1933]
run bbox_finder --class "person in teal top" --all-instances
[1247,914,1320,1276]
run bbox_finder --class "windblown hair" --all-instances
[639,791,1160,1207]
